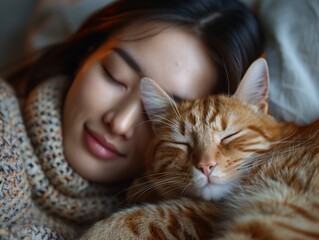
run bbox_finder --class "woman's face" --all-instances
[63,22,219,182]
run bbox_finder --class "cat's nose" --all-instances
[197,162,217,176]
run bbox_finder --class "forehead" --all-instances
[99,21,218,100]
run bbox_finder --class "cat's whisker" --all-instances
[171,164,183,171]
[165,88,183,121]
[275,127,299,142]
[158,183,189,199]
[137,110,175,127]
[151,178,188,194]
[151,117,174,126]
[125,177,183,203]
[150,178,182,189]
[181,182,193,195]
[135,118,154,128]
[155,79,182,121]
[145,173,178,182]
[272,128,319,149]
[114,174,181,205]
[241,149,293,171]
[127,186,156,202]
[170,99,182,121]
[133,109,165,128]
[237,141,316,172]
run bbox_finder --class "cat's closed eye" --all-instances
[221,131,241,144]
[165,141,190,151]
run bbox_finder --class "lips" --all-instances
[84,126,125,160]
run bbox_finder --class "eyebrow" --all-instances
[114,47,143,76]
[113,47,184,103]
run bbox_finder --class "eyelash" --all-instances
[167,141,191,151]
[221,131,241,142]
[101,64,126,88]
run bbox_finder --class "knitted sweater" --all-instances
[0,77,128,239]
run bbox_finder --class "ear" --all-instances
[233,58,269,114]
[140,77,175,122]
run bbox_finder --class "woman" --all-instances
[0,0,263,239]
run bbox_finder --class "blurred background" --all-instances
[0,0,113,72]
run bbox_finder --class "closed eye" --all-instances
[221,131,241,143]
[101,64,127,89]
[165,141,190,151]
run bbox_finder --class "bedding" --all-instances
[1,0,319,125]
[252,0,319,125]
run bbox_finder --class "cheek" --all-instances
[151,144,189,176]
[62,67,107,144]
[64,74,91,117]
[64,66,117,123]
[68,74,104,111]
[219,150,248,176]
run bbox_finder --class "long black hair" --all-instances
[9,0,264,96]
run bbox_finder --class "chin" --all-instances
[198,182,237,201]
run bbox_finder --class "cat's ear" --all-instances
[140,77,175,121]
[233,58,269,114]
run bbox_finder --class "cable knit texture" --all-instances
[0,77,128,239]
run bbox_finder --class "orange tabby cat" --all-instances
[80,58,319,240]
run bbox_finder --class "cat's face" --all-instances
[141,58,281,201]
[147,95,280,201]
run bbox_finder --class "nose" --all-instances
[103,95,142,139]
[197,162,217,176]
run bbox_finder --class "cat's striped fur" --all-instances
[80,59,319,239]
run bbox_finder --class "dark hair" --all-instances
[9,0,263,96]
